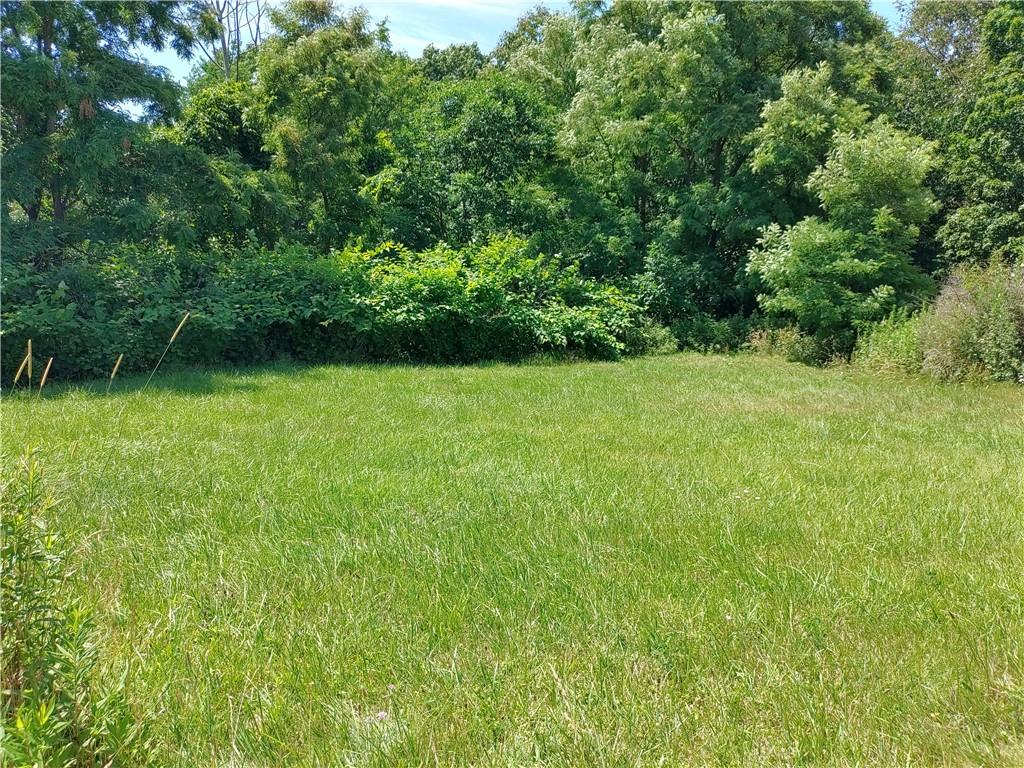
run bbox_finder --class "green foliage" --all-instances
[561,0,886,316]
[4,0,1024,376]
[176,79,266,164]
[937,5,1024,264]
[500,10,577,109]
[670,313,753,353]
[851,310,925,374]
[807,119,938,231]
[744,325,826,366]
[920,258,1024,382]
[419,42,486,81]
[850,258,1024,383]
[751,63,869,220]
[361,71,566,253]
[1,455,155,766]
[1,236,660,380]
[891,0,1024,268]
[0,1,190,228]
[747,119,936,353]
[255,3,388,248]
[492,6,556,68]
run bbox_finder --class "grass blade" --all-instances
[107,354,124,394]
[142,312,190,392]
[37,357,54,397]
[11,350,29,392]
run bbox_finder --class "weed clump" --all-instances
[1,455,155,766]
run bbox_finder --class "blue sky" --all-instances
[146,0,902,83]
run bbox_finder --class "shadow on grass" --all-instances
[5,365,282,401]
[4,353,601,402]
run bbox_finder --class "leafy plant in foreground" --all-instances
[1,455,156,767]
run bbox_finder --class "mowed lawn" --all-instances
[3,354,1023,767]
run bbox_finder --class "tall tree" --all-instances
[182,0,269,81]
[1,0,191,234]
[890,0,1023,265]
[560,0,887,317]
[255,0,388,247]
[936,1,1024,263]
[419,42,485,82]
[747,119,937,352]
[361,72,565,251]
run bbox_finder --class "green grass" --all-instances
[4,354,1023,767]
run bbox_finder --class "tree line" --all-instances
[2,0,1022,379]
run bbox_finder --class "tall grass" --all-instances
[852,311,923,375]
[920,259,1024,382]
[853,260,1024,383]
[36,357,53,397]
[107,353,124,394]
[142,312,189,391]
[9,341,31,393]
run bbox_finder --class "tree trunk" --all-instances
[51,185,67,222]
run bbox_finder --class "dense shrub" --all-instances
[919,259,1024,382]
[1,455,155,766]
[744,326,825,366]
[1,236,665,380]
[851,260,1024,383]
[671,313,755,353]
[852,310,924,375]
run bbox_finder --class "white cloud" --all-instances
[388,32,451,55]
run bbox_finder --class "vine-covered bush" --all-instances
[1,236,666,380]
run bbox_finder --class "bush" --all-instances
[1,455,156,766]
[1,235,663,380]
[671,314,754,353]
[919,259,1024,383]
[744,325,824,366]
[852,310,924,375]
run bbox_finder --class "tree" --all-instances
[176,78,265,165]
[419,42,485,82]
[502,11,579,110]
[936,1,1024,263]
[361,72,565,251]
[182,0,269,81]
[255,0,388,247]
[0,1,191,233]
[886,0,1024,268]
[751,64,869,221]
[747,119,936,351]
[559,0,887,317]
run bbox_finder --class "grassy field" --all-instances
[3,354,1023,766]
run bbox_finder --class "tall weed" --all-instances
[920,260,1024,382]
[852,311,924,375]
[1,455,155,766]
